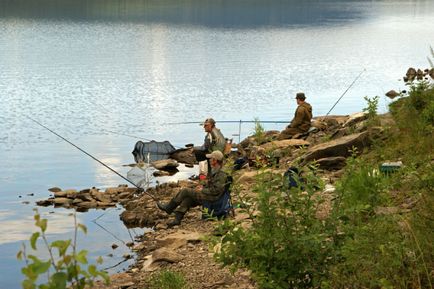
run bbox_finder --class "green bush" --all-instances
[148,270,189,289]
[334,152,390,222]
[215,169,338,289]
[17,209,109,289]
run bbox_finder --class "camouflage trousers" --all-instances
[172,188,220,214]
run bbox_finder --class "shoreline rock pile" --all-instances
[36,185,139,212]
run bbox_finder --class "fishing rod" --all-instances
[164,120,290,125]
[104,129,183,149]
[324,68,366,117]
[26,116,158,201]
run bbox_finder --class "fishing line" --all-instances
[26,115,158,201]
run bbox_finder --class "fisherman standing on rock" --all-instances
[278,92,313,140]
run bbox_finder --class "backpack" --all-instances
[284,167,304,189]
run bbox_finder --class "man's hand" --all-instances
[195,185,203,192]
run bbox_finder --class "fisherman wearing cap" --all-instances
[193,117,225,175]
[157,150,228,227]
[278,92,313,140]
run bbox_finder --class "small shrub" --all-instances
[252,118,266,145]
[17,209,109,289]
[363,95,380,125]
[148,270,189,289]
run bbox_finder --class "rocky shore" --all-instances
[36,111,393,289]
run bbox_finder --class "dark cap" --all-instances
[295,92,306,100]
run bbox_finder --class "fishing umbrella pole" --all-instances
[26,116,158,201]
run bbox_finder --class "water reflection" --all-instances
[1,0,375,27]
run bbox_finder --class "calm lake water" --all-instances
[1,0,434,287]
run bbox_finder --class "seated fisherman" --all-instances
[157,150,228,227]
[278,92,313,140]
[193,117,225,159]
[193,117,225,175]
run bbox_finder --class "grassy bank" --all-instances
[214,79,434,288]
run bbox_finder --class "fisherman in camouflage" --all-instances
[278,92,313,140]
[193,117,225,160]
[192,117,225,176]
[157,150,228,227]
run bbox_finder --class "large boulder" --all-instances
[301,130,379,164]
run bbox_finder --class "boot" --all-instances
[157,200,177,215]
[167,212,185,228]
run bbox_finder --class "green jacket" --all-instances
[290,102,312,132]
[201,167,228,201]
[204,127,225,153]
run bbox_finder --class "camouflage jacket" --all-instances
[199,167,228,202]
[203,127,225,153]
[290,102,312,132]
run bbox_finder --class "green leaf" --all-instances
[39,219,48,232]
[17,250,23,260]
[77,223,87,234]
[31,260,51,275]
[22,279,36,289]
[98,271,110,284]
[88,264,97,276]
[51,239,71,256]
[63,255,72,265]
[21,266,37,281]
[76,250,88,264]
[50,272,67,289]
[30,232,40,250]
[96,256,103,264]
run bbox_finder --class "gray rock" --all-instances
[76,192,94,202]
[76,201,98,209]
[151,159,179,170]
[169,148,196,165]
[53,197,72,205]
[153,170,171,177]
[36,199,54,206]
[385,90,400,99]
[301,131,375,164]
[54,191,68,198]
[315,156,347,170]
[92,190,112,203]
[343,112,367,128]
[96,201,116,207]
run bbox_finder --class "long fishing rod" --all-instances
[104,129,183,149]
[324,68,366,117]
[164,120,290,125]
[26,116,158,201]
